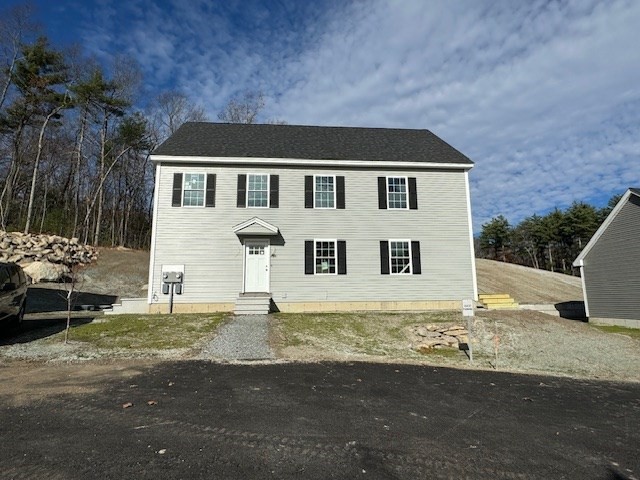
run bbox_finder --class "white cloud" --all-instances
[77,0,640,231]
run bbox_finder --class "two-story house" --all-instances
[147,122,477,314]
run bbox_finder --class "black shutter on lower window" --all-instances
[337,241,347,275]
[237,174,246,208]
[270,174,279,208]
[380,241,390,274]
[378,177,387,209]
[411,241,421,274]
[304,176,313,208]
[336,176,345,209]
[205,174,216,207]
[409,177,418,210]
[172,173,183,207]
[304,241,314,274]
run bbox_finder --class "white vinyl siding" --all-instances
[150,164,475,305]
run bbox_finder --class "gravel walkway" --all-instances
[199,315,275,361]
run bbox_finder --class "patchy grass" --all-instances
[48,313,227,350]
[272,311,466,360]
[591,324,640,340]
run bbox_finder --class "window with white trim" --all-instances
[183,173,205,206]
[387,177,408,209]
[315,240,336,274]
[390,240,411,274]
[314,175,335,208]
[247,174,269,207]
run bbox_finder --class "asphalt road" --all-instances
[0,361,638,479]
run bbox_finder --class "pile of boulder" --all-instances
[0,230,98,283]
[408,323,469,353]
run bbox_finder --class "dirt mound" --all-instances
[476,258,583,304]
[77,247,150,299]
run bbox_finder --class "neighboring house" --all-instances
[147,122,477,314]
[573,188,640,327]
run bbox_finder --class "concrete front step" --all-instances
[106,297,148,315]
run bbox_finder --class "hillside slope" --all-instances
[476,258,583,304]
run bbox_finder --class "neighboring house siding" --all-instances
[149,162,475,306]
[583,195,640,321]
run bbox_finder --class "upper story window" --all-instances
[315,175,335,208]
[305,175,345,209]
[387,177,407,209]
[237,174,279,208]
[248,174,269,207]
[172,173,216,207]
[378,176,417,210]
[183,173,205,206]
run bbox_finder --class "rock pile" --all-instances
[409,324,469,353]
[0,230,98,283]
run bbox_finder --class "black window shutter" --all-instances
[337,240,347,275]
[409,177,418,210]
[336,176,345,209]
[304,176,313,208]
[304,241,314,275]
[270,174,279,208]
[378,177,387,209]
[380,241,390,274]
[237,174,246,208]
[411,241,421,274]
[205,174,216,207]
[172,173,183,207]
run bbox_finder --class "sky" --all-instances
[7,0,640,232]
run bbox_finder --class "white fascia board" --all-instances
[150,154,473,170]
[573,189,635,265]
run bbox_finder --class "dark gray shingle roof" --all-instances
[630,188,640,196]
[152,122,473,165]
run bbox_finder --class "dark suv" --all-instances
[0,263,28,328]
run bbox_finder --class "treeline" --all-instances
[477,195,621,274]
[0,4,213,248]
[0,4,278,249]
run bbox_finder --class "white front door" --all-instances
[244,240,270,292]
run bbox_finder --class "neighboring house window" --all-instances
[380,240,421,275]
[305,175,345,209]
[315,175,335,208]
[172,173,216,207]
[237,174,279,208]
[304,240,347,275]
[378,176,417,209]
